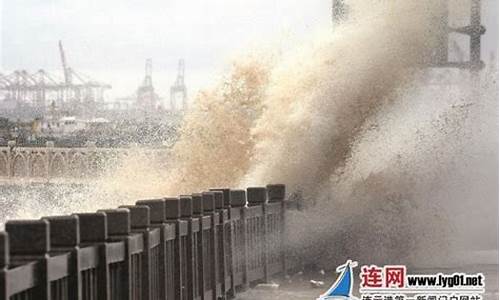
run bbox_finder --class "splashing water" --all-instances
[162,0,497,267]
[166,1,445,192]
[1,0,497,268]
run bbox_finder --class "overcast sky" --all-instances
[0,0,498,101]
[0,0,330,100]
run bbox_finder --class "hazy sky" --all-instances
[0,0,330,100]
[0,0,498,101]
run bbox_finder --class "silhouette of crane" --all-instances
[0,42,110,118]
[170,59,187,111]
[136,58,160,112]
[58,40,72,85]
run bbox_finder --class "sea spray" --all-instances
[156,0,453,266]
[163,56,272,193]
[0,0,496,269]
[242,0,445,199]
[161,0,495,267]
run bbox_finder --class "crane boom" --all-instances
[58,40,71,85]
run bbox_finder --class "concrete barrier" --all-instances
[0,184,287,300]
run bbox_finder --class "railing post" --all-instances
[202,191,218,300]
[229,190,248,291]
[98,208,133,300]
[42,215,82,300]
[136,199,170,300]
[247,187,268,283]
[0,232,9,299]
[164,197,184,300]
[5,219,51,299]
[211,188,234,298]
[266,184,286,275]
[210,188,231,207]
[120,205,154,300]
[191,193,205,299]
[212,190,230,299]
[180,195,199,300]
[75,212,109,300]
[100,209,131,236]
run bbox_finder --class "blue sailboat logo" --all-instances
[317,260,359,300]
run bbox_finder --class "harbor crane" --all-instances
[170,59,187,111]
[136,58,161,112]
[0,41,111,118]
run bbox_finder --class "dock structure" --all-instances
[0,41,111,119]
[0,143,169,180]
